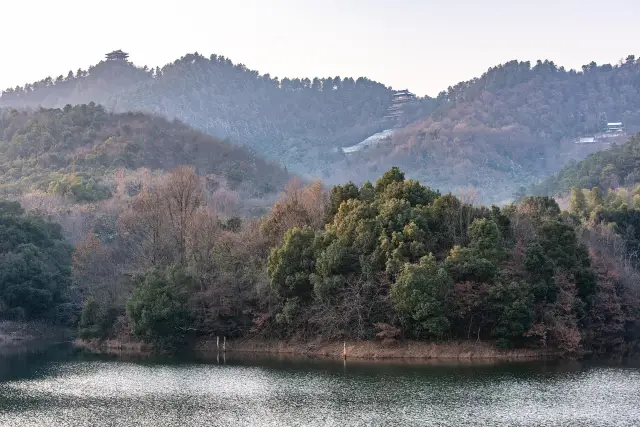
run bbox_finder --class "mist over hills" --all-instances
[3,52,640,202]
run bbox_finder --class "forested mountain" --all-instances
[533,133,640,196]
[0,104,289,204]
[4,53,640,202]
[0,53,435,177]
[342,57,640,202]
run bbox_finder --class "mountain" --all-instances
[5,53,640,203]
[0,52,436,178]
[0,104,289,204]
[340,58,640,202]
[532,133,640,196]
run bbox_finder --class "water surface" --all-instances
[0,345,638,426]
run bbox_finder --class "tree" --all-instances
[468,218,504,263]
[570,187,587,217]
[261,179,328,244]
[126,267,195,349]
[267,227,318,302]
[489,281,534,348]
[375,166,405,193]
[163,166,204,263]
[120,182,173,267]
[391,254,453,338]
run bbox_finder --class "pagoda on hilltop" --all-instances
[384,89,416,121]
[105,49,129,61]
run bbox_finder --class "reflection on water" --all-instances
[0,345,639,427]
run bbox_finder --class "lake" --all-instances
[0,345,639,426]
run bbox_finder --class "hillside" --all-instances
[0,53,436,177]
[342,58,640,202]
[0,104,289,203]
[532,133,640,196]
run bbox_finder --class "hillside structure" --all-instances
[384,89,416,120]
[105,50,129,61]
[606,122,624,133]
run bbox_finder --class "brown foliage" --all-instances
[72,233,122,304]
[375,323,401,346]
[548,272,582,354]
[164,166,204,262]
[260,178,328,244]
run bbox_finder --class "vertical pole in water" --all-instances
[223,336,226,353]
[216,336,219,352]
[343,341,346,360]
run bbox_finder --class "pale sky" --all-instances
[2,0,639,96]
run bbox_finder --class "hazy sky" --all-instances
[2,0,639,96]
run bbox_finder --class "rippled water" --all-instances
[0,346,639,426]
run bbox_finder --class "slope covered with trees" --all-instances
[5,52,640,202]
[0,103,289,203]
[344,57,640,202]
[533,133,640,196]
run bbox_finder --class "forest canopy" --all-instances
[0,104,289,205]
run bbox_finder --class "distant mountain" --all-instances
[341,57,640,202]
[5,53,640,202]
[0,52,435,178]
[532,133,640,196]
[0,104,289,204]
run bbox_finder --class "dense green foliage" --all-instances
[263,174,620,352]
[126,267,195,349]
[0,200,74,323]
[0,103,289,200]
[64,167,639,354]
[535,133,640,196]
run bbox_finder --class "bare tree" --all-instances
[119,179,173,268]
[164,166,204,264]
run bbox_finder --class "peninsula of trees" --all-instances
[4,166,636,356]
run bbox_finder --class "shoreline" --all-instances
[203,338,560,360]
[75,337,561,361]
[0,321,73,356]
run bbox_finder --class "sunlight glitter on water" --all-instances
[0,357,639,427]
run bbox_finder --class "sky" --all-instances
[2,0,640,97]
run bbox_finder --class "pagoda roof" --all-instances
[105,49,129,60]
